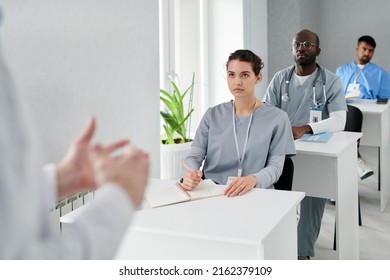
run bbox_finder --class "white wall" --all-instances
[0,0,160,177]
[318,0,390,73]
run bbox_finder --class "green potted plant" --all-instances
[160,72,195,144]
[160,73,196,179]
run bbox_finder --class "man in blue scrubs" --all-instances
[336,35,390,180]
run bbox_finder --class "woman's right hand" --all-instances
[181,170,203,191]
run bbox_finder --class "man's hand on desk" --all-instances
[292,125,313,139]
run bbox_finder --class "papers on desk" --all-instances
[145,179,224,208]
[300,132,332,143]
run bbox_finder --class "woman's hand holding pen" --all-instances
[182,170,203,191]
[181,160,203,191]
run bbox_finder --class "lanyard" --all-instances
[312,83,327,108]
[232,100,256,177]
[353,64,365,83]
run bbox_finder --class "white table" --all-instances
[293,131,362,259]
[347,99,390,212]
[61,179,304,260]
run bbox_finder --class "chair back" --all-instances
[345,105,363,132]
[274,157,294,191]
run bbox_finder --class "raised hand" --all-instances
[56,116,102,199]
[89,142,150,207]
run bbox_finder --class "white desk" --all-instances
[347,99,390,212]
[62,179,304,260]
[293,131,362,259]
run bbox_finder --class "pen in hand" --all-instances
[181,160,202,180]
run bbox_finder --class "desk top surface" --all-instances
[130,182,304,245]
[347,99,390,114]
[295,131,362,157]
[61,180,304,245]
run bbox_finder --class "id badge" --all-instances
[347,83,360,93]
[309,107,322,123]
[226,176,237,185]
[346,83,362,99]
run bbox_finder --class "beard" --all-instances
[294,52,317,67]
[359,56,371,65]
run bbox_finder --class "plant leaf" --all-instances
[160,73,196,144]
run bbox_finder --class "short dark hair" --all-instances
[358,35,376,48]
[226,49,264,76]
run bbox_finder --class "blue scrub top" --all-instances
[336,61,390,99]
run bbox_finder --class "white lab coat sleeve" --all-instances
[42,164,58,210]
[58,184,136,259]
[19,184,136,260]
[309,110,346,134]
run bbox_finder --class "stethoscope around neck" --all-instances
[282,64,327,107]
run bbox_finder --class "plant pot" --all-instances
[160,141,192,180]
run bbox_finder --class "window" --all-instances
[160,0,262,133]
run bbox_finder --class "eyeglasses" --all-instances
[292,41,317,50]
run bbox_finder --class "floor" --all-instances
[312,146,390,260]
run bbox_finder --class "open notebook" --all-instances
[145,179,224,208]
